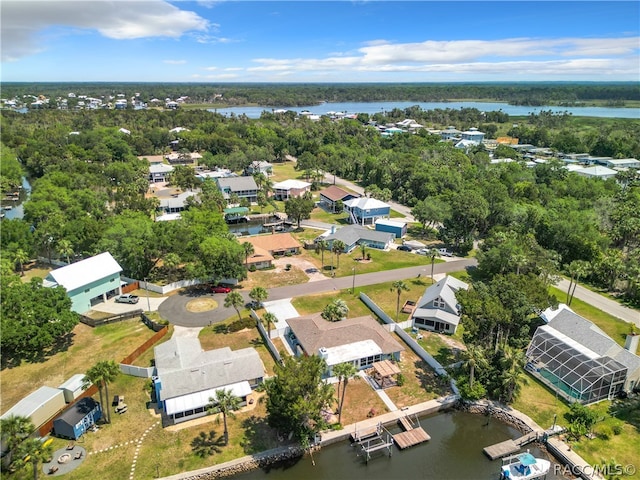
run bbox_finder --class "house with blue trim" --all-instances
[216,176,259,203]
[53,397,102,440]
[344,197,390,226]
[375,219,407,238]
[324,225,394,253]
[43,252,123,314]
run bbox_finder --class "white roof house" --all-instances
[154,338,265,424]
[44,252,123,313]
[606,158,640,169]
[343,197,389,210]
[574,166,618,180]
[272,179,312,190]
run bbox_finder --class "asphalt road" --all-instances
[159,258,478,327]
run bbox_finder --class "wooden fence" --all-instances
[121,281,139,294]
[79,309,143,327]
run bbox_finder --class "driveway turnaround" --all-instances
[158,259,477,328]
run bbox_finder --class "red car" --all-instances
[211,285,231,294]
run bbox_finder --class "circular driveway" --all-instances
[158,287,250,327]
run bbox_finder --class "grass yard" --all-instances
[384,333,453,409]
[413,330,465,367]
[199,321,278,376]
[309,206,348,224]
[549,286,634,347]
[335,377,389,426]
[269,162,300,183]
[240,264,309,290]
[512,373,640,479]
[0,319,160,414]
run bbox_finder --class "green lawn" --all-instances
[270,162,301,183]
[549,286,634,347]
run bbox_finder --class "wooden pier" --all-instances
[392,414,431,450]
[483,432,539,460]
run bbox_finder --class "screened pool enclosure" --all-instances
[526,325,628,404]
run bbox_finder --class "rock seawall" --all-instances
[458,399,538,436]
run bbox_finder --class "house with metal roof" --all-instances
[43,252,123,314]
[216,176,259,203]
[244,161,273,176]
[149,163,174,183]
[153,338,265,425]
[344,197,390,226]
[272,179,312,201]
[286,314,404,376]
[324,225,394,253]
[573,165,618,180]
[411,276,469,335]
[526,309,640,404]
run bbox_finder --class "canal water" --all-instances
[234,411,565,480]
[1,176,31,221]
[227,219,295,237]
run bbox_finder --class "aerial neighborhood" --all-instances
[1,83,639,480]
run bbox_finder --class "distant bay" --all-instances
[210,101,639,119]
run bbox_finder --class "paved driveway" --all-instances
[91,296,167,314]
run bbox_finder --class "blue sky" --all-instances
[2,1,639,82]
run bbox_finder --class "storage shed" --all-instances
[375,219,407,239]
[0,387,66,429]
[53,397,102,440]
[58,374,87,403]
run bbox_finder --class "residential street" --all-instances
[555,278,640,327]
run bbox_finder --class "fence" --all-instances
[121,281,139,294]
[127,277,238,295]
[120,326,169,365]
[359,292,458,394]
[252,310,283,366]
[120,364,155,378]
[79,309,143,327]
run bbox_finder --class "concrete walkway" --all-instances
[358,371,398,412]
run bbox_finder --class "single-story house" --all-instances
[241,245,274,270]
[573,166,618,180]
[344,197,390,226]
[606,158,640,169]
[319,186,359,213]
[149,164,174,183]
[216,176,259,203]
[53,397,102,440]
[286,314,404,376]
[324,225,394,253]
[375,219,407,239]
[154,338,265,425]
[240,232,301,256]
[159,191,194,214]
[43,252,123,314]
[0,387,66,430]
[272,179,312,201]
[411,276,469,335]
[245,161,273,176]
[165,152,202,165]
[196,169,234,180]
[526,308,640,404]
[440,127,461,141]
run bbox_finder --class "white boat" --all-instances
[500,452,551,480]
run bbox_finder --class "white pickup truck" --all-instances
[438,248,453,257]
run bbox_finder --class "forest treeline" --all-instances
[1,106,638,309]
[3,82,640,107]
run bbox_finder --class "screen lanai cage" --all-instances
[526,325,628,404]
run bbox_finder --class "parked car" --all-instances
[115,294,139,304]
[211,285,231,294]
[438,248,453,257]
[397,245,413,252]
[415,248,430,255]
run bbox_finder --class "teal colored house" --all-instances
[44,252,123,314]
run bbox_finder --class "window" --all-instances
[433,297,446,309]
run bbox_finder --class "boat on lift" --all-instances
[500,452,551,480]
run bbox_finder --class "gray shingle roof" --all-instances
[416,276,468,311]
[326,225,393,246]
[216,176,258,192]
[154,338,265,400]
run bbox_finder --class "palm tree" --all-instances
[12,249,29,276]
[56,239,74,265]
[82,360,120,424]
[360,243,367,261]
[0,415,34,469]
[332,240,346,269]
[315,240,327,271]
[333,362,358,425]
[321,299,349,322]
[391,280,410,321]
[163,252,181,282]
[567,260,590,306]
[249,286,268,308]
[224,291,245,322]
[208,389,241,445]
[242,242,255,269]
[17,437,52,480]
[461,345,488,389]
[500,365,526,403]
[262,312,277,336]
[429,248,439,282]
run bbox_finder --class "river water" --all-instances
[1,176,31,220]
[234,411,565,480]
[211,100,639,119]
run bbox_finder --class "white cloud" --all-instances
[245,36,639,79]
[164,60,187,65]
[1,0,209,61]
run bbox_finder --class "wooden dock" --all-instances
[392,414,431,450]
[351,424,381,442]
[483,432,539,460]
